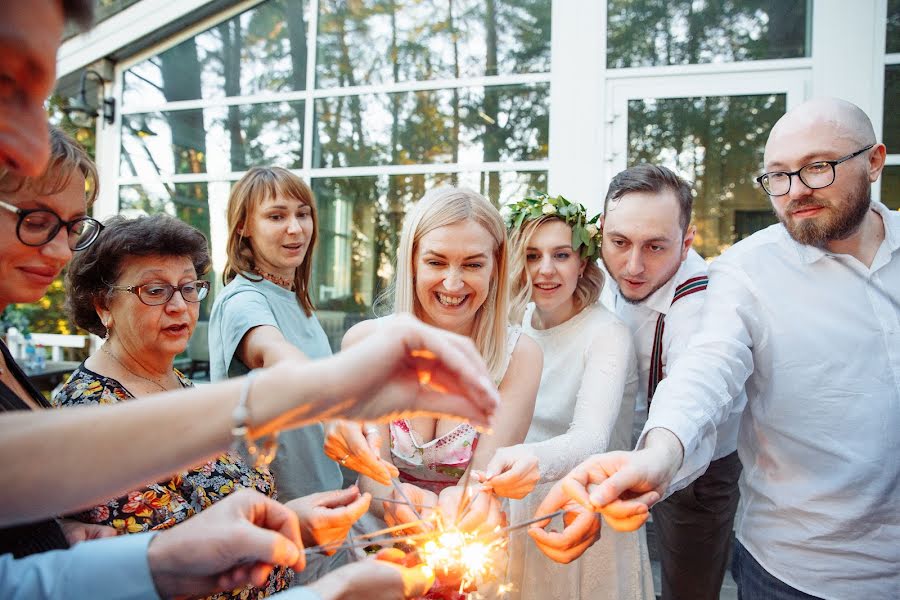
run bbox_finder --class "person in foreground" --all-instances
[599,165,745,600]
[537,97,899,599]
[498,193,653,600]
[1,488,436,600]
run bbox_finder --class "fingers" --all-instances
[401,564,436,598]
[487,459,539,500]
[528,526,596,564]
[586,467,646,509]
[599,509,651,532]
[532,479,572,525]
[239,492,305,572]
[325,422,396,485]
[237,519,305,573]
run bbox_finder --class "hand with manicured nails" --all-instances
[477,444,540,499]
[146,489,305,598]
[285,485,371,553]
[324,421,398,486]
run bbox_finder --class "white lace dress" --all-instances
[505,303,655,600]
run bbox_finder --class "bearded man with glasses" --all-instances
[534,97,899,600]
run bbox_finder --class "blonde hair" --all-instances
[509,215,604,324]
[388,187,510,382]
[0,127,98,207]
[224,167,318,316]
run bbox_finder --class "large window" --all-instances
[113,0,551,349]
[607,0,809,69]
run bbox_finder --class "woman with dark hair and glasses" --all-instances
[0,127,103,557]
[54,213,303,598]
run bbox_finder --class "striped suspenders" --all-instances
[647,275,709,404]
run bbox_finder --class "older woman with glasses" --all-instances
[52,214,299,598]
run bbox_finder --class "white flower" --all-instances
[542,203,557,215]
[586,224,599,238]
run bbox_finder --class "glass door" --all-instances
[606,71,806,257]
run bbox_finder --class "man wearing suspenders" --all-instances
[600,165,746,600]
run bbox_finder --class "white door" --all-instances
[605,70,807,257]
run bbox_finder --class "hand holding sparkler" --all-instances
[307,551,435,599]
[324,420,398,486]
[476,443,540,499]
[438,483,506,533]
[527,497,602,564]
[384,483,438,534]
[284,485,371,554]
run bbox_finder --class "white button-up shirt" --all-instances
[603,248,745,462]
[640,202,900,599]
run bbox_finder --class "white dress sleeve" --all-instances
[528,319,638,483]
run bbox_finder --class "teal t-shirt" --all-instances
[208,274,342,503]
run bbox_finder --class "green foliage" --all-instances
[505,193,602,260]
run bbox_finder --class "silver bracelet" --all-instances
[231,370,278,468]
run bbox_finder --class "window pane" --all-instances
[885,65,900,151]
[314,83,549,168]
[315,0,551,88]
[120,101,305,178]
[881,166,900,210]
[888,0,900,54]
[311,170,547,349]
[607,0,808,68]
[627,94,787,257]
[122,0,309,106]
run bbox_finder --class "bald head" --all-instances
[765,98,877,166]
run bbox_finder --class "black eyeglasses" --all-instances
[110,280,210,306]
[756,144,874,197]
[0,199,104,251]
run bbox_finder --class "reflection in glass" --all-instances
[880,166,900,210]
[122,0,309,106]
[889,0,900,54]
[315,0,550,88]
[120,101,304,178]
[885,65,899,151]
[314,84,549,169]
[627,94,786,257]
[607,0,808,68]
[311,170,547,349]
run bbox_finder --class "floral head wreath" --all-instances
[504,193,602,260]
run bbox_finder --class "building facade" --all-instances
[59,0,899,347]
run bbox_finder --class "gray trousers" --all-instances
[651,450,742,600]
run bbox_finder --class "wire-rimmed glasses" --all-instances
[0,199,104,251]
[109,280,210,306]
[756,144,874,196]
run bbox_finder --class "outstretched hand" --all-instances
[331,315,500,428]
[286,485,371,553]
[528,499,602,564]
[147,489,305,598]
[324,421,398,486]
[476,444,540,499]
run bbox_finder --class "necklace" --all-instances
[253,267,295,291]
[101,345,169,392]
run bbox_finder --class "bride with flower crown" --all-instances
[486,194,654,600]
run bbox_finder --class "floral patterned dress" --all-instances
[53,364,292,599]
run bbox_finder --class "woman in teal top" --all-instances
[208,166,346,582]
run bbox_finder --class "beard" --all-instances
[777,178,872,247]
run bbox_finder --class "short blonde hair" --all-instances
[0,127,98,207]
[387,187,510,382]
[224,167,318,316]
[509,215,604,324]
